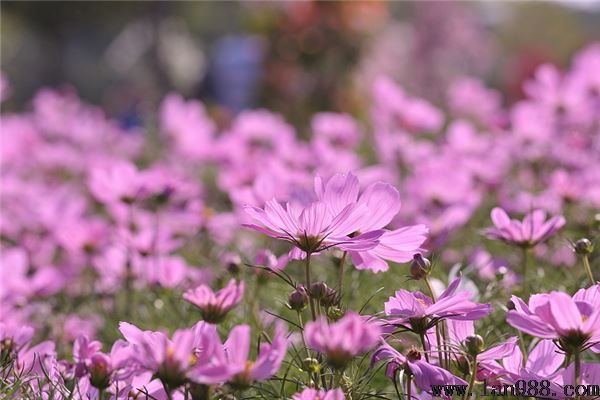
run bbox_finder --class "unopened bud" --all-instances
[506,300,516,310]
[288,286,309,312]
[224,254,241,276]
[302,357,321,374]
[574,238,594,256]
[327,307,344,321]
[410,254,431,280]
[320,287,337,308]
[464,335,485,356]
[309,282,328,300]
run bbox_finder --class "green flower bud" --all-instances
[574,238,594,255]
[464,335,485,356]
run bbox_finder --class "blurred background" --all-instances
[2,1,600,127]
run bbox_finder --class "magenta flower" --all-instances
[506,287,600,354]
[223,323,288,388]
[485,207,565,247]
[292,388,345,400]
[384,277,491,334]
[183,280,244,324]
[315,173,428,272]
[160,93,215,161]
[119,321,232,390]
[304,312,381,369]
[479,339,564,385]
[88,160,145,205]
[371,341,467,398]
[244,198,383,256]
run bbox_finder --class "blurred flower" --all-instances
[183,280,244,324]
[485,207,565,248]
[222,323,288,388]
[292,388,345,400]
[304,312,380,369]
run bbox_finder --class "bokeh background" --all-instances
[2,1,600,128]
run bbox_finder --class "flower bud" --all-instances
[224,253,241,276]
[309,282,328,300]
[327,307,345,321]
[320,287,337,308]
[410,254,431,280]
[288,286,309,312]
[574,238,594,255]
[464,335,485,356]
[302,357,321,374]
[506,300,516,310]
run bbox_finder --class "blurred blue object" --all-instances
[209,35,264,112]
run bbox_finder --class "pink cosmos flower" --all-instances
[371,341,467,398]
[222,323,288,388]
[244,198,384,257]
[506,286,600,354]
[183,279,245,324]
[292,388,345,400]
[88,160,146,205]
[479,339,564,385]
[315,173,428,272]
[160,93,215,161]
[118,321,231,389]
[485,207,565,247]
[304,312,381,369]
[384,277,491,334]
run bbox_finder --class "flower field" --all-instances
[1,8,600,399]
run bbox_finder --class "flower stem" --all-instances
[406,375,412,400]
[419,332,430,363]
[424,276,437,302]
[522,247,530,295]
[392,369,402,400]
[424,276,445,368]
[305,253,317,321]
[463,355,477,400]
[435,323,444,369]
[583,255,595,285]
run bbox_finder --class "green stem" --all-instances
[392,369,402,400]
[419,332,430,363]
[463,355,477,400]
[424,276,437,302]
[305,253,317,321]
[435,323,444,369]
[297,312,311,358]
[424,277,445,368]
[583,255,595,285]
[407,375,412,400]
[517,330,527,365]
[338,251,347,296]
[522,247,530,295]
